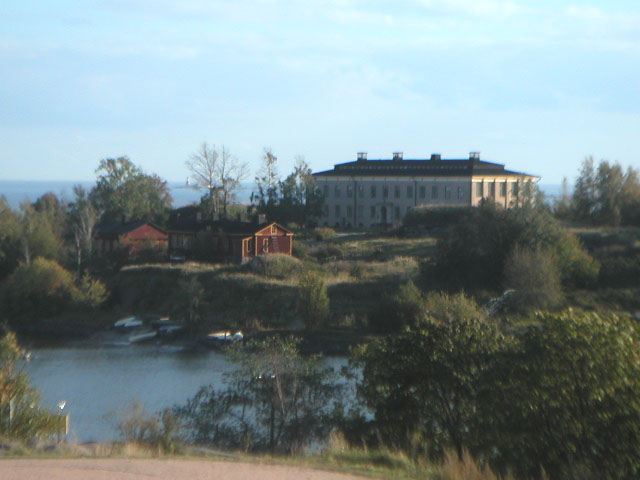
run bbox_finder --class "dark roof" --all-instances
[167,218,269,235]
[95,221,148,237]
[313,158,537,178]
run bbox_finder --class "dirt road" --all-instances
[0,458,367,480]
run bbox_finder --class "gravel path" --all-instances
[0,458,368,480]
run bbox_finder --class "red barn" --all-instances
[93,221,168,256]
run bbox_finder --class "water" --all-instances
[0,180,254,209]
[22,343,347,443]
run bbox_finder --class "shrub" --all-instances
[503,246,563,312]
[369,281,425,333]
[598,253,640,288]
[292,240,311,260]
[313,227,337,241]
[1,257,108,326]
[247,254,303,279]
[298,271,330,330]
[403,206,474,230]
[176,336,341,453]
[433,203,598,290]
[118,402,183,453]
[424,291,485,323]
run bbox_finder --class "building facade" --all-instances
[313,152,539,229]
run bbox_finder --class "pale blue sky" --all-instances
[1,0,639,184]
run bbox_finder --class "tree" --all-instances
[572,156,597,222]
[503,245,563,312]
[90,156,172,224]
[68,185,97,277]
[18,201,63,266]
[486,311,640,479]
[0,197,22,279]
[171,276,206,333]
[252,148,280,220]
[186,143,248,219]
[176,336,341,453]
[1,258,107,328]
[298,271,329,330]
[0,331,59,441]
[277,157,323,226]
[355,314,505,458]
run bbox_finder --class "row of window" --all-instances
[324,181,518,200]
[323,204,415,220]
[324,184,467,200]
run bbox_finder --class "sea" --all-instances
[0,180,562,210]
[0,180,255,209]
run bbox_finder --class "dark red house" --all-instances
[93,221,168,256]
[168,215,294,262]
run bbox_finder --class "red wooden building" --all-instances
[167,216,294,262]
[93,221,168,256]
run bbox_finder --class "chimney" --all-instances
[392,152,403,161]
[430,153,441,161]
[357,152,367,162]
[257,213,267,225]
[469,151,480,161]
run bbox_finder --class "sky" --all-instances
[1,0,639,184]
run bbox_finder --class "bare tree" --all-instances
[186,143,248,219]
[69,185,97,277]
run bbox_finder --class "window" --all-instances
[323,205,328,217]
[346,205,353,218]
[419,186,426,198]
[406,206,411,214]
[335,205,340,217]
[431,185,438,199]
[476,182,483,197]
[358,184,364,198]
[358,205,363,218]
[490,183,496,197]
[370,206,376,219]
[500,182,507,197]
[383,186,389,198]
[445,186,452,199]
[263,238,269,252]
[370,185,377,198]
[334,185,341,198]
[394,206,400,219]
[394,186,400,198]
[407,186,413,198]
[323,185,329,196]
[457,187,463,199]
[512,182,519,196]
[347,185,353,198]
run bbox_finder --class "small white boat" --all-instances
[114,316,143,329]
[203,330,243,348]
[128,330,157,343]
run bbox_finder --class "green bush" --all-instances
[1,257,108,326]
[503,246,563,312]
[403,206,474,230]
[298,271,330,330]
[313,227,337,241]
[433,203,598,290]
[424,291,485,323]
[368,281,425,333]
[247,254,303,279]
[292,240,311,260]
[598,253,640,288]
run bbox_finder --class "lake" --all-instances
[22,342,347,443]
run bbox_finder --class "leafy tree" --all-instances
[186,143,248,219]
[277,157,324,226]
[355,314,505,458]
[298,271,329,330]
[571,156,597,221]
[19,201,63,266]
[486,311,640,479]
[369,280,426,333]
[90,156,172,224]
[424,291,485,323]
[1,258,107,327]
[503,245,563,312]
[171,276,206,333]
[0,197,22,279]
[68,185,97,277]
[176,336,341,453]
[252,148,281,220]
[433,202,598,290]
[0,331,59,441]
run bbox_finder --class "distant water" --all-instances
[0,180,254,209]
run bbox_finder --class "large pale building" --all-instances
[313,152,539,229]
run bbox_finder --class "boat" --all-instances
[114,316,143,329]
[128,329,157,343]
[201,330,243,348]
